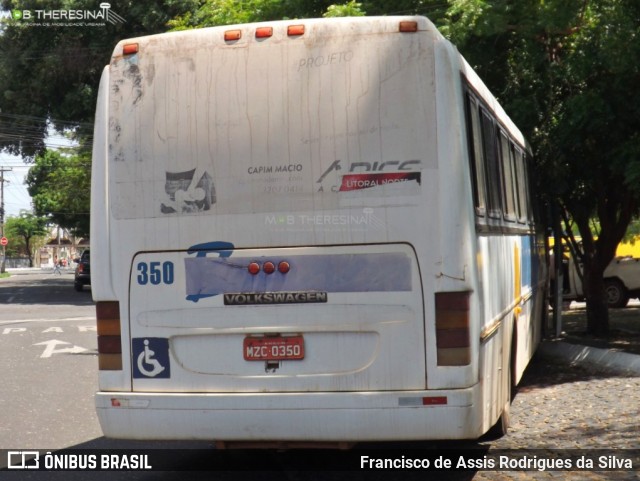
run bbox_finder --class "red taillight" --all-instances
[278,261,290,274]
[77,264,84,274]
[435,292,471,366]
[97,335,121,354]
[96,301,122,371]
[249,261,290,274]
[423,396,448,405]
[248,262,261,275]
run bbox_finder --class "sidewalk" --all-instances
[4,266,75,275]
[539,339,640,375]
[540,303,640,375]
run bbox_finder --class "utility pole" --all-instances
[0,166,13,274]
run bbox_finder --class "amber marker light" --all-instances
[224,30,242,41]
[122,43,139,55]
[255,27,273,39]
[287,25,305,36]
[399,21,418,33]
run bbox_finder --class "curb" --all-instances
[538,339,640,375]
[5,268,74,275]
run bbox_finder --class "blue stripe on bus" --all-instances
[187,241,235,258]
[184,252,412,303]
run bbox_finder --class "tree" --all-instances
[545,1,640,335]
[441,0,640,335]
[4,212,48,267]
[25,149,91,237]
[323,1,365,17]
[167,0,335,29]
[0,0,199,158]
[0,1,202,243]
[166,0,447,29]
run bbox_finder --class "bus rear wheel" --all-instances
[491,398,511,438]
[486,332,516,439]
[487,373,512,439]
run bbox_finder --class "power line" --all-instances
[0,111,93,126]
[0,112,94,153]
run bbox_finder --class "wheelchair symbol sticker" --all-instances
[132,338,171,378]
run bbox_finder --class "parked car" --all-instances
[559,253,640,308]
[74,250,90,292]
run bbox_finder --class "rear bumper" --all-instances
[96,385,482,441]
[74,274,91,285]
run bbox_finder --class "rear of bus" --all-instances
[92,16,484,442]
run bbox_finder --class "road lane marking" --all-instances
[33,339,89,358]
[0,317,95,326]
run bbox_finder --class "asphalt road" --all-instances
[0,270,100,449]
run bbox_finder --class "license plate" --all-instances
[243,336,305,361]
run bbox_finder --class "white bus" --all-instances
[91,16,547,443]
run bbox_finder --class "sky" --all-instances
[1,158,31,218]
[1,131,76,219]
[0,163,31,217]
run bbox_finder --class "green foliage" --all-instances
[0,1,199,241]
[441,0,640,215]
[442,0,640,334]
[623,221,640,244]
[324,1,365,17]
[25,149,91,237]
[360,0,447,18]
[168,0,325,29]
[4,212,48,266]
[166,0,447,29]
[0,0,198,158]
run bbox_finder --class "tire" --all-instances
[485,327,518,440]
[604,279,629,308]
[486,355,514,439]
[74,282,83,292]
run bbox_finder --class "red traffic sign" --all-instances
[0,237,7,246]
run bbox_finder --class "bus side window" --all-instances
[465,94,486,217]
[510,143,523,221]
[513,147,529,223]
[499,132,517,222]
[480,109,501,219]
[524,154,535,224]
